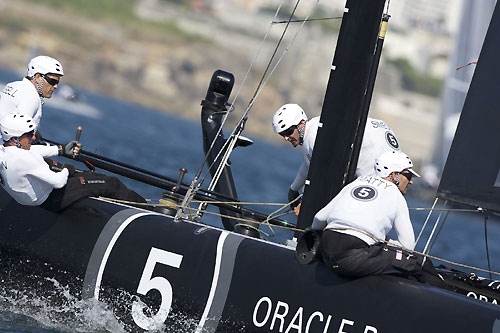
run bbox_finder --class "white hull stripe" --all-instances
[82,208,160,300]
[196,231,244,332]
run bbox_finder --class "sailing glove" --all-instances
[288,188,301,208]
[59,140,81,158]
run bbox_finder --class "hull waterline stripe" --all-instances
[82,208,161,300]
[196,231,244,332]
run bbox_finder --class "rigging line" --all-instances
[233,222,274,237]
[271,16,343,24]
[331,226,500,277]
[384,0,391,16]
[185,206,303,232]
[227,0,320,134]
[422,201,448,254]
[484,212,492,280]
[415,197,438,245]
[253,193,302,238]
[410,207,484,213]
[195,0,287,184]
[421,200,446,261]
[196,0,303,185]
[247,0,303,106]
[92,198,500,275]
[263,194,302,225]
[100,197,298,231]
[195,0,321,190]
[427,209,450,254]
[161,189,291,206]
[195,134,240,220]
[456,61,477,71]
[178,1,288,215]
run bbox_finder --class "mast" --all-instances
[346,13,390,184]
[296,0,386,232]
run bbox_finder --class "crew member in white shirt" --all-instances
[0,113,77,206]
[311,151,444,286]
[272,104,401,216]
[0,113,146,212]
[0,55,64,141]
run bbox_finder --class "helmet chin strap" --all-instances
[389,172,400,187]
[34,75,45,104]
[9,137,23,149]
[297,121,305,145]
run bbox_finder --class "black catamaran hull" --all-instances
[1,190,499,332]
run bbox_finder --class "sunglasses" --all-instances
[279,126,296,137]
[43,75,60,86]
[400,171,413,181]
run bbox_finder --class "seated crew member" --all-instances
[311,151,444,286]
[272,104,401,216]
[0,113,146,212]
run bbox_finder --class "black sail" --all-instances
[297,0,386,231]
[437,2,500,212]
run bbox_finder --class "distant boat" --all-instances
[0,82,101,119]
[44,84,102,119]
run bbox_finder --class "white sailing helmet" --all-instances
[272,104,307,134]
[374,151,421,178]
[0,113,35,141]
[27,56,64,77]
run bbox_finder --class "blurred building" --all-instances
[389,0,463,34]
[433,0,497,174]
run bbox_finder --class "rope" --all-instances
[427,209,450,255]
[422,204,444,257]
[187,206,303,232]
[98,196,302,233]
[484,213,492,280]
[194,0,321,196]
[258,193,303,238]
[97,196,500,277]
[328,226,500,277]
[180,0,289,197]
[415,197,438,245]
[410,207,484,213]
[271,16,343,24]
[384,0,391,15]
[192,2,288,216]
[177,0,320,216]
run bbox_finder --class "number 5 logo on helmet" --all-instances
[351,185,378,201]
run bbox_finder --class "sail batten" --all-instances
[437,1,500,212]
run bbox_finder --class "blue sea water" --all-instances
[0,67,500,331]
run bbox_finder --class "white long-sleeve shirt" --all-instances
[0,78,42,129]
[0,145,68,205]
[311,176,415,250]
[356,118,400,177]
[290,117,400,191]
[290,117,320,191]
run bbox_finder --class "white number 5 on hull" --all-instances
[132,247,183,330]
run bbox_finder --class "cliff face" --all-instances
[0,0,337,141]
